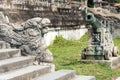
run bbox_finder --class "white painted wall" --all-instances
[44,28,87,46]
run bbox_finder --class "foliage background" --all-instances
[115,0,120,3]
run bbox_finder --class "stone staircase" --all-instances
[0,49,95,80]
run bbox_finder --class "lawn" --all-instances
[48,33,120,80]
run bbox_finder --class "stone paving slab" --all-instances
[80,56,120,69]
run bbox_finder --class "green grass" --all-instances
[48,33,120,80]
[115,0,120,3]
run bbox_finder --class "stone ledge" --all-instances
[80,56,120,69]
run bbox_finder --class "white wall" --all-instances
[44,28,87,46]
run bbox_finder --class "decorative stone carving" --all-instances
[0,13,53,63]
[0,12,9,23]
[81,13,118,60]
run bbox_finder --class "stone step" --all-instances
[0,49,21,60]
[73,75,96,80]
[35,70,75,80]
[0,56,34,73]
[0,65,51,80]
